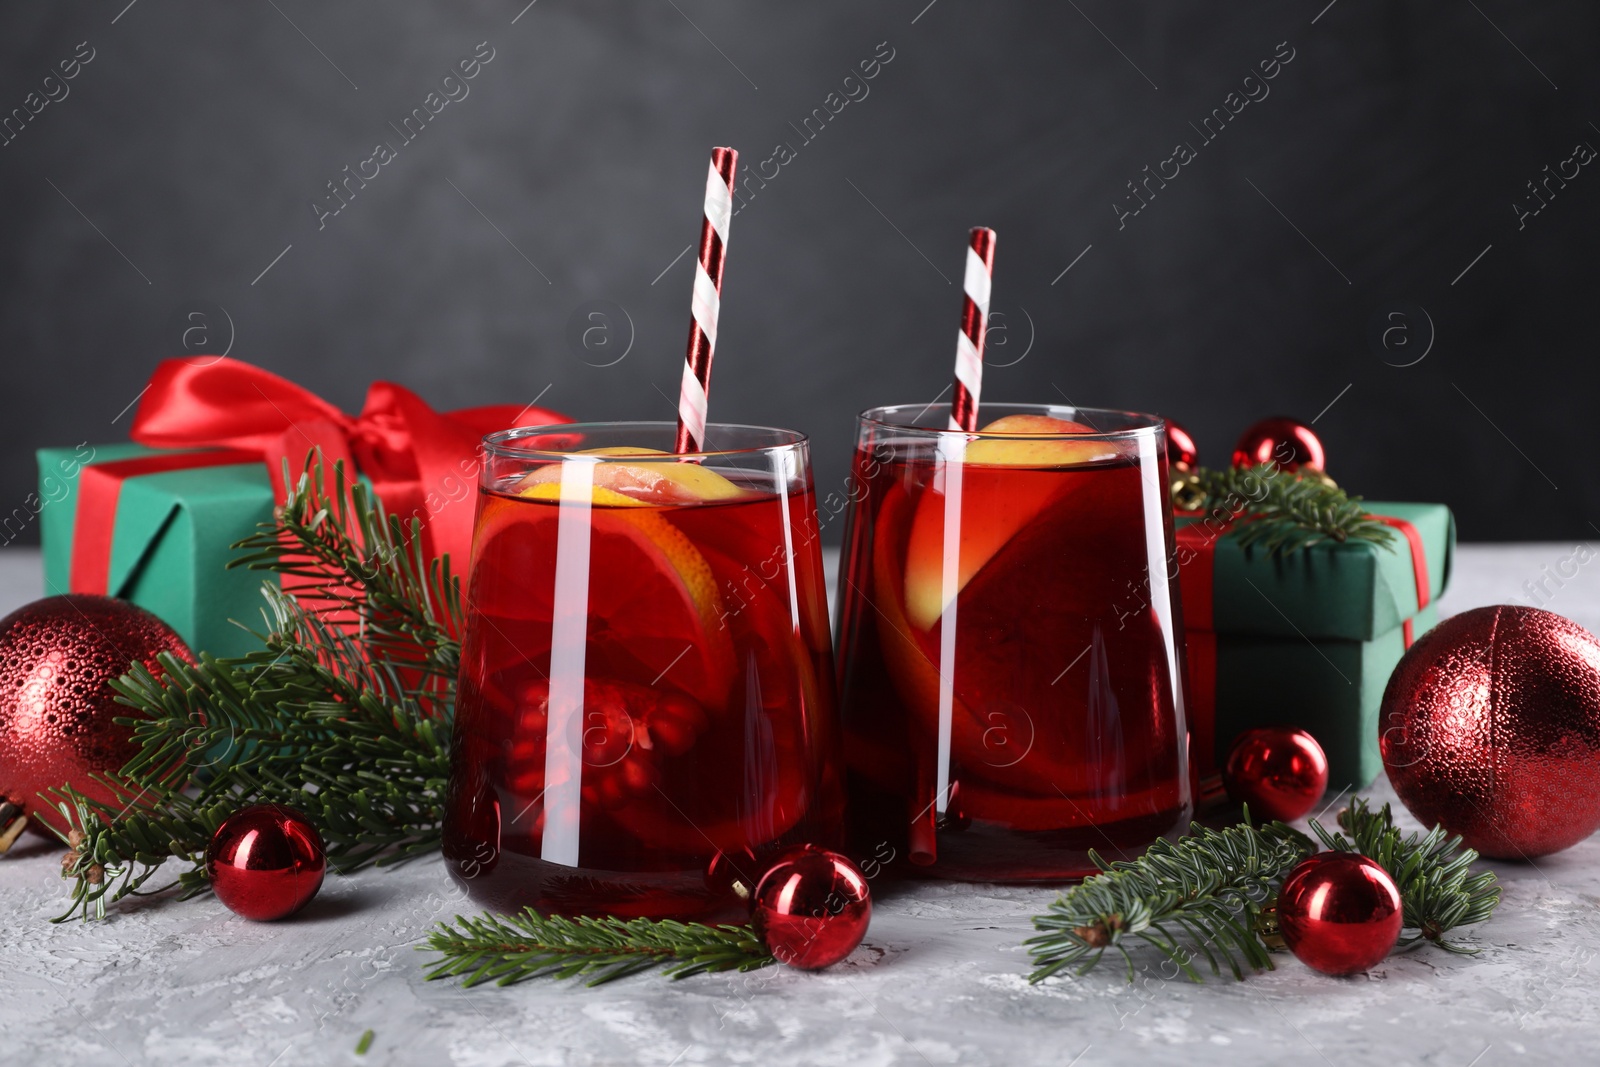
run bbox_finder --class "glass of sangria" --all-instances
[835,403,1190,881]
[443,422,843,922]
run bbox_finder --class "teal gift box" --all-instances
[34,356,574,659]
[1175,501,1456,791]
[37,443,278,658]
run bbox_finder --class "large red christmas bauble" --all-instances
[206,804,327,921]
[1231,417,1326,472]
[0,595,193,847]
[751,844,871,970]
[1381,605,1600,859]
[1278,851,1402,975]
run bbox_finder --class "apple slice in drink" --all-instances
[870,482,1061,797]
[902,415,1124,630]
[940,476,1180,798]
[877,431,1165,800]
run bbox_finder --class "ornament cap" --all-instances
[0,800,25,854]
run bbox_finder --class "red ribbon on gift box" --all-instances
[68,357,569,594]
[1175,510,1430,789]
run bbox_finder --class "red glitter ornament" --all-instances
[1278,851,1402,975]
[1223,727,1329,822]
[0,595,193,850]
[1381,605,1600,859]
[1164,419,1199,470]
[1231,417,1326,472]
[750,845,871,970]
[206,804,327,921]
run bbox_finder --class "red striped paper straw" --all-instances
[948,227,997,432]
[674,147,739,453]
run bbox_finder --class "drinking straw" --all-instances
[674,147,739,453]
[915,227,997,865]
[948,227,997,432]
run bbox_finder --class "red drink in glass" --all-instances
[835,404,1190,880]
[444,424,842,921]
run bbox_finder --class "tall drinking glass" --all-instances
[444,423,842,921]
[835,403,1191,881]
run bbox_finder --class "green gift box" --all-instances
[34,356,575,660]
[1175,501,1455,791]
[38,443,278,657]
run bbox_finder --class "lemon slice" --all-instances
[516,446,746,505]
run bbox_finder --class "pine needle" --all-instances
[47,453,458,921]
[1025,798,1501,983]
[1311,799,1501,952]
[420,909,774,987]
[1193,464,1397,555]
[1025,815,1315,983]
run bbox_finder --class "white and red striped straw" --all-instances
[674,147,739,453]
[948,227,997,432]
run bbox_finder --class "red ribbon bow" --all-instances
[69,356,569,594]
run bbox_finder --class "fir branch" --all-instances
[49,785,227,920]
[230,455,463,708]
[1311,799,1501,952]
[48,457,457,920]
[1025,817,1316,983]
[1193,464,1397,555]
[1026,798,1503,984]
[420,909,774,987]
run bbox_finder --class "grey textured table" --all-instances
[3,544,1599,1066]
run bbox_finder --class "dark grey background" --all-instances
[2,1,1597,545]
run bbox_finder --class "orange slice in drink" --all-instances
[516,446,749,506]
[603,539,819,856]
[468,487,736,709]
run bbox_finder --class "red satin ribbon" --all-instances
[1376,516,1431,649]
[1175,510,1432,785]
[1175,520,1225,792]
[68,357,569,595]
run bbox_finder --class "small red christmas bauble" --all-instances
[1223,727,1329,822]
[750,844,871,970]
[1278,851,1402,975]
[1231,417,1326,472]
[0,595,193,844]
[1381,605,1600,859]
[1164,419,1199,469]
[206,804,326,921]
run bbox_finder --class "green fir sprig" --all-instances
[1025,799,1500,983]
[1025,814,1315,983]
[49,456,459,920]
[1314,799,1501,951]
[1193,464,1397,555]
[420,909,774,987]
